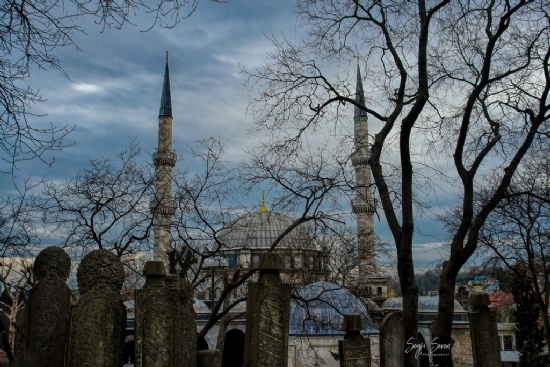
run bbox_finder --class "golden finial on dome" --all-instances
[260,191,267,212]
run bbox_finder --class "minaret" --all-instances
[152,52,177,262]
[351,60,376,281]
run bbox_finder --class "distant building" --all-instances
[469,275,500,294]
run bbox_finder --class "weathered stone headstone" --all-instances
[468,292,501,367]
[338,314,371,367]
[23,246,71,367]
[197,350,222,367]
[167,274,197,367]
[243,253,291,367]
[68,249,126,367]
[379,313,404,367]
[135,261,196,367]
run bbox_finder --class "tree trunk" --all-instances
[396,233,419,367]
[432,261,459,367]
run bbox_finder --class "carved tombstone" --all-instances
[338,314,371,367]
[68,249,126,367]
[171,275,197,367]
[469,292,502,367]
[243,253,291,367]
[135,261,197,367]
[379,313,404,367]
[23,246,71,367]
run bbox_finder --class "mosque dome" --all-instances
[220,210,312,250]
[289,281,378,335]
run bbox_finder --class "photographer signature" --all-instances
[405,337,451,358]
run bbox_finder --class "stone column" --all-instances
[135,261,197,367]
[468,292,501,367]
[379,313,404,367]
[168,274,197,367]
[23,246,71,367]
[243,253,291,367]
[338,314,371,367]
[68,249,126,367]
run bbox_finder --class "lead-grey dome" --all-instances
[289,281,378,335]
[220,211,311,250]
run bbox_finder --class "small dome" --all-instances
[220,211,311,250]
[289,281,378,335]
[382,296,466,313]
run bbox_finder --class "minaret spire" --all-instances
[159,51,172,118]
[152,51,177,262]
[260,191,267,212]
[354,60,368,118]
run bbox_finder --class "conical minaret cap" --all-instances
[354,63,368,118]
[159,51,172,118]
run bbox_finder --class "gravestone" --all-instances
[23,246,71,367]
[243,253,291,367]
[468,292,501,367]
[166,274,197,367]
[67,249,126,367]
[198,350,222,367]
[135,261,196,367]
[379,313,404,367]
[338,314,370,367]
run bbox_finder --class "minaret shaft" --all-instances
[152,53,177,262]
[352,64,376,278]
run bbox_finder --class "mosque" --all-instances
[146,53,390,366]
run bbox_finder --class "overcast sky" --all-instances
[3,0,452,269]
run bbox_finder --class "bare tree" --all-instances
[244,1,550,366]
[0,0,200,173]
[0,257,33,357]
[0,179,41,258]
[475,153,550,355]
[36,139,155,260]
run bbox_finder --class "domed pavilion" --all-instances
[287,281,380,367]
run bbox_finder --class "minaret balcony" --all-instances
[150,199,177,216]
[351,151,370,166]
[351,197,376,214]
[153,151,177,167]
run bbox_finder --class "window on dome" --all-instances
[227,254,236,269]
[280,254,290,269]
